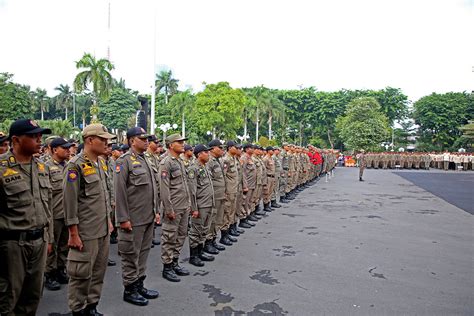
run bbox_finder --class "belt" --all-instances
[0,228,44,241]
[267,175,275,178]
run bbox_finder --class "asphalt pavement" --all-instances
[38,167,474,316]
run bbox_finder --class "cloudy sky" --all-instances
[0,0,472,102]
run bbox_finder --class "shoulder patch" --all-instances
[161,170,168,179]
[115,164,122,173]
[9,156,16,164]
[3,168,18,177]
[188,169,195,179]
[67,169,78,182]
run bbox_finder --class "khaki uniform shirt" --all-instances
[263,155,275,177]
[159,154,191,214]
[222,153,239,195]
[45,158,66,219]
[188,161,215,210]
[242,154,256,190]
[208,155,226,200]
[63,152,110,241]
[114,150,157,226]
[0,152,53,242]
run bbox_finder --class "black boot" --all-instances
[235,223,245,234]
[172,258,190,276]
[271,200,281,208]
[137,275,159,299]
[107,259,116,267]
[204,240,219,254]
[123,282,148,306]
[263,203,272,212]
[189,246,204,267]
[255,206,266,216]
[245,216,256,225]
[44,272,60,291]
[359,177,364,182]
[247,214,259,222]
[72,310,86,316]
[162,263,180,282]
[239,219,252,229]
[85,303,104,316]
[212,238,226,251]
[198,244,215,261]
[226,230,238,242]
[280,196,290,203]
[219,231,233,246]
[152,239,161,246]
[56,268,69,284]
[228,224,240,236]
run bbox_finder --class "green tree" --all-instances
[169,90,195,138]
[55,84,73,121]
[413,92,473,151]
[336,97,390,151]
[0,73,33,122]
[74,53,114,123]
[39,120,76,138]
[98,87,140,131]
[192,82,246,140]
[155,70,179,104]
[34,88,49,121]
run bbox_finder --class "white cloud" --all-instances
[0,0,472,102]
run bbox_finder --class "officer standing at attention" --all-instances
[222,141,242,239]
[159,134,191,282]
[0,119,53,315]
[188,144,216,267]
[115,127,160,306]
[262,146,276,212]
[357,149,366,181]
[63,123,115,316]
[207,139,229,248]
[44,137,74,291]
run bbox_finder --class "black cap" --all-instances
[242,143,253,150]
[111,144,122,151]
[127,127,149,139]
[8,119,51,139]
[194,144,209,156]
[50,137,74,149]
[266,146,274,151]
[235,143,242,149]
[184,144,193,152]
[208,139,223,148]
[0,132,8,143]
[67,139,78,146]
[226,140,237,149]
[148,135,160,142]
[120,144,130,151]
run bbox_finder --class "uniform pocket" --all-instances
[3,181,31,208]
[170,169,182,179]
[84,175,101,196]
[118,230,134,255]
[67,249,92,279]
[130,169,148,186]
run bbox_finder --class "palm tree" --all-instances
[55,84,73,121]
[169,90,195,137]
[35,88,49,121]
[73,53,114,123]
[155,70,179,104]
[261,90,285,140]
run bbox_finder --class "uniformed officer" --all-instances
[221,141,241,240]
[188,144,216,267]
[44,137,74,291]
[102,143,117,267]
[0,132,9,154]
[144,135,162,248]
[206,139,230,248]
[181,144,194,169]
[63,123,115,316]
[115,127,160,306]
[240,143,258,226]
[357,150,366,181]
[271,147,282,209]
[0,119,53,315]
[262,146,276,212]
[159,134,191,282]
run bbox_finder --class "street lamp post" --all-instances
[159,123,178,141]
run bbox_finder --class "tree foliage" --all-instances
[98,87,140,131]
[0,73,33,122]
[337,97,390,151]
[193,82,246,139]
[413,92,473,151]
